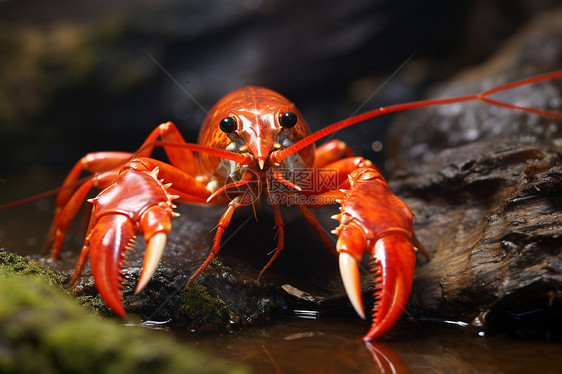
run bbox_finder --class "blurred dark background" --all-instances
[0,0,560,180]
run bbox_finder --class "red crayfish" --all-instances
[5,70,562,341]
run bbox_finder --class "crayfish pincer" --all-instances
[332,167,423,340]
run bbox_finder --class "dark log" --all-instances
[386,9,562,339]
[391,142,562,338]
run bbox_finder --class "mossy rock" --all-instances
[0,249,62,287]
[0,250,248,374]
[172,282,228,329]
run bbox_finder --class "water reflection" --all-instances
[365,341,409,374]
[178,316,562,373]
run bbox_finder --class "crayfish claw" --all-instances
[136,232,167,294]
[88,214,134,318]
[333,166,419,340]
[364,234,416,341]
[73,165,176,318]
[338,252,365,320]
[336,223,368,320]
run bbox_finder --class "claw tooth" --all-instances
[331,227,343,236]
[135,232,167,294]
[171,212,181,218]
[339,189,348,193]
[151,166,160,178]
[331,213,342,221]
[341,214,351,225]
[339,252,365,319]
[163,183,173,189]
[335,199,343,204]
[168,194,180,200]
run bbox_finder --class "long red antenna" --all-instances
[134,141,252,164]
[272,70,562,163]
[0,141,251,210]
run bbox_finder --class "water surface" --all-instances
[170,316,562,374]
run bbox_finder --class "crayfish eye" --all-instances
[219,116,237,133]
[279,111,297,128]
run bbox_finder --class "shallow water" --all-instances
[161,315,561,374]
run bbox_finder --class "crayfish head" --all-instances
[235,110,286,170]
[202,86,315,175]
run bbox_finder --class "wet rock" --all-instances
[56,204,353,332]
[382,9,562,339]
[0,249,62,287]
[389,142,562,337]
[387,9,562,172]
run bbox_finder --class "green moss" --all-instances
[43,320,241,374]
[75,294,115,317]
[0,250,62,288]
[209,258,228,271]
[0,251,247,374]
[175,282,228,327]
